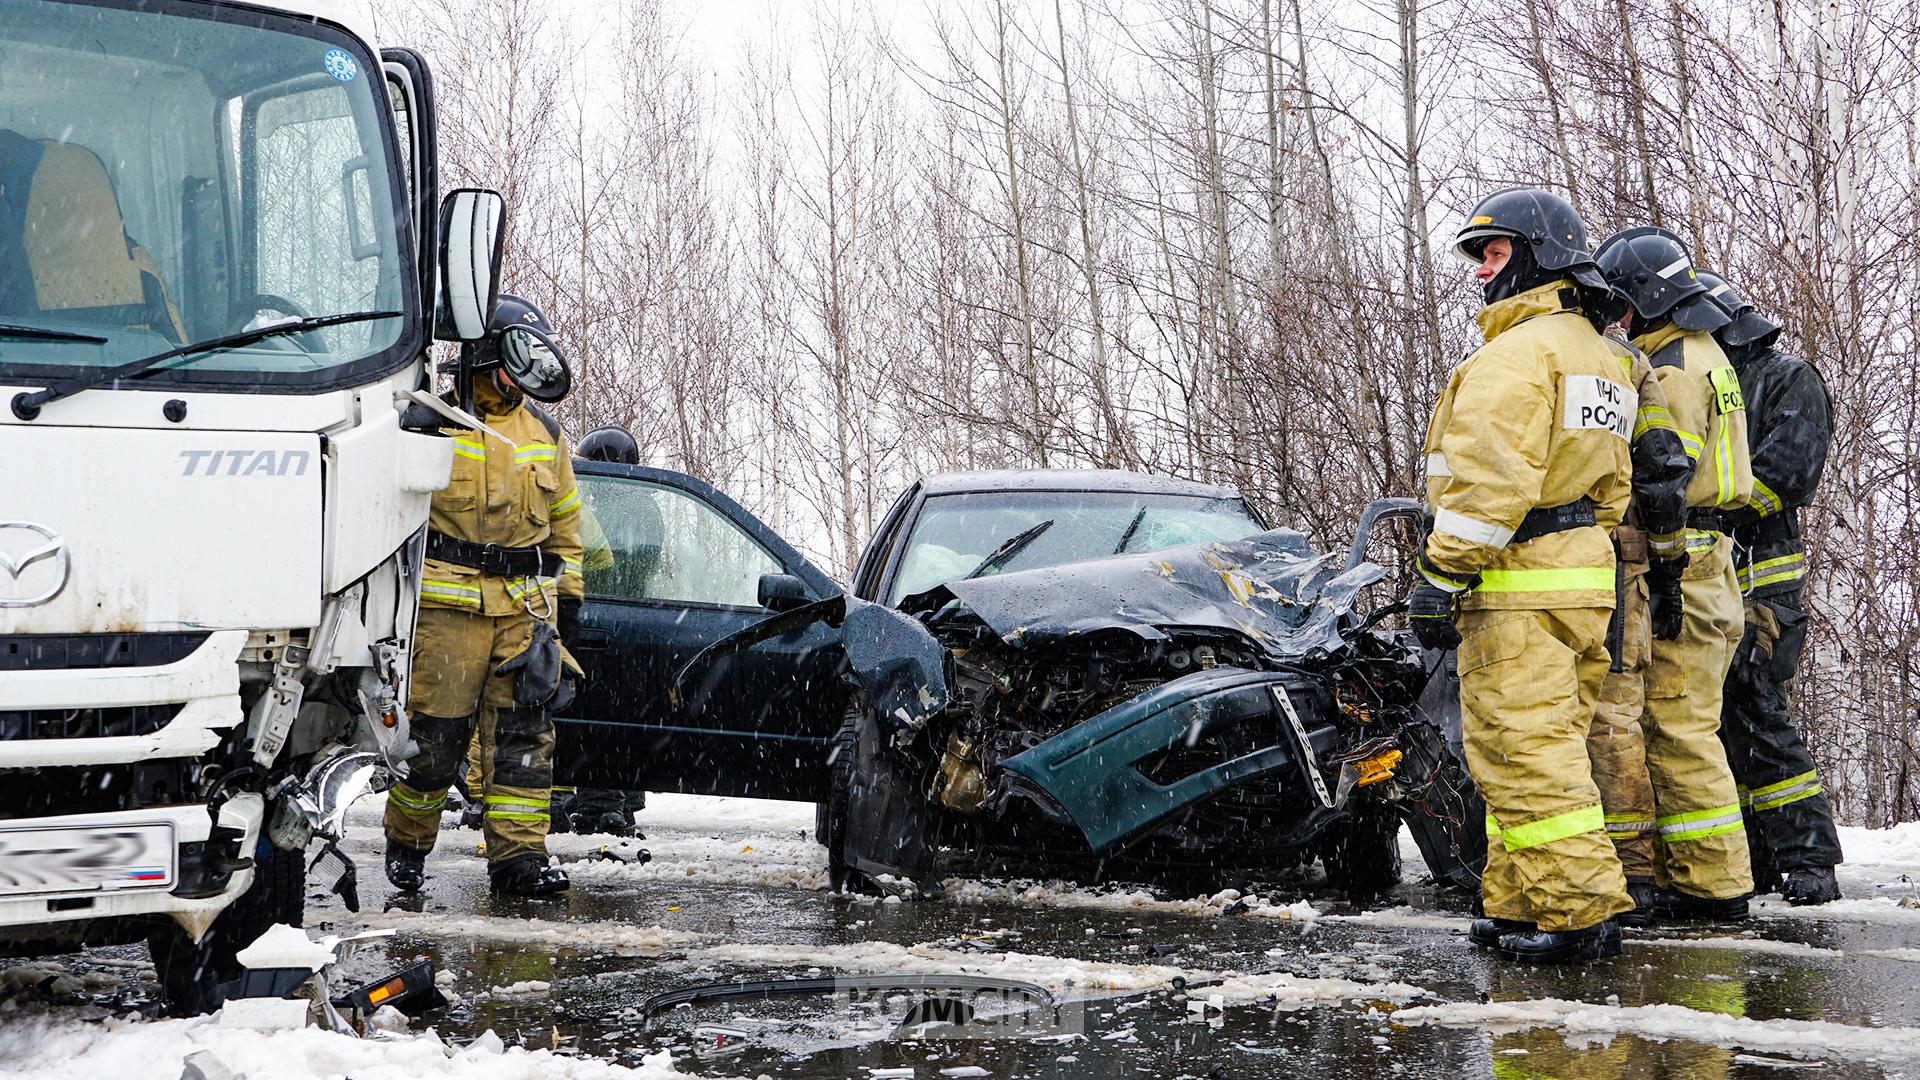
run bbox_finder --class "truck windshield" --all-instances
[0,1,415,391]
[889,489,1267,603]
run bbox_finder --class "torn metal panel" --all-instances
[998,667,1340,854]
[907,530,1386,663]
[840,599,950,725]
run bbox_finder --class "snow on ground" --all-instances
[551,794,829,892]
[1838,822,1920,867]
[691,937,1432,1010]
[1209,970,1427,1008]
[1633,935,1838,960]
[1392,997,1920,1064]
[693,939,1188,995]
[322,908,708,957]
[11,804,1920,1077]
[345,792,830,892]
[0,1005,696,1080]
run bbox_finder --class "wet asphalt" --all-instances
[24,803,1920,1080]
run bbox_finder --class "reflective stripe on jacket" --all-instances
[1421,280,1631,611]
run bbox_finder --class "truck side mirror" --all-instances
[436,188,504,341]
[757,573,811,612]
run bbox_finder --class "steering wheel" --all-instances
[232,293,328,354]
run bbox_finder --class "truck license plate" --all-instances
[0,822,176,897]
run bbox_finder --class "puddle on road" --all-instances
[273,883,1916,1080]
[17,834,1920,1080]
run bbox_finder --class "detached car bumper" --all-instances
[998,667,1340,854]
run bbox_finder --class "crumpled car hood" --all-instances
[904,529,1386,661]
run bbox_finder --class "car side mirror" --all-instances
[757,573,810,612]
[436,188,505,341]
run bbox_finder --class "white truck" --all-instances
[0,0,506,1013]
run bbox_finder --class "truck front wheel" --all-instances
[147,839,306,1016]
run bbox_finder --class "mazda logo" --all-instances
[0,521,69,608]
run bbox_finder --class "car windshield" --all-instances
[888,488,1266,603]
[0,1,414,391]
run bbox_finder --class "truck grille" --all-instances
[0,705,181,741]
[0,632,209,672]
[0,761,198,819]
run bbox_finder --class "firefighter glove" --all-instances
[1408,584,1463,651]
[1647,554,1688,641]
[496,621,563,707]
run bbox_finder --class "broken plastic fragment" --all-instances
[179,1049,242,1080]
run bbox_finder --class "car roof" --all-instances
[915,469,1245,500]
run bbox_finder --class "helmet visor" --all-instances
[1454,224,1522,265]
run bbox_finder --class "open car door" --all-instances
[558,464,853,801]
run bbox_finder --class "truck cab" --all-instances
[0,0,501,1012]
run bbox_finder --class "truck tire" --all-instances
[148,839,306,1016]
[1319,799,1403,905]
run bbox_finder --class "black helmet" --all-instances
[1454,187,1621,322]
[489,294,556,338]
[578,425,641,465]
[1693,269,1783,351]
[1594,227,1727,332]
[441,293,572,402]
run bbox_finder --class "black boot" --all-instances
[589,809,637,837]
[489,854,570,897]
[1783,866,1841,906]
[384,839,427,892]
[1617,876,1659,929]
[1649,888,1750,922]
[1468,918,1533,949]
[1753,865,1784,896]
[1496,920,1622,964]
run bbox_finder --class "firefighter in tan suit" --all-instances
[1596,227,1756,922]
[1410,188,1635,965]
[384,295,585,897]
[1587,333,1695,925]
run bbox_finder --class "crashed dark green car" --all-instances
[809,472,1486,900]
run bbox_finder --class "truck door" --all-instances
[557,463,852,801]
[380,49,438,312]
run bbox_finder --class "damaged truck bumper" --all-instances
[998,667,1340,855]
[0,793,263,947]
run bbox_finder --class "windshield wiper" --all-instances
[963,519,1054,580]
[0,323,108,345]
[11,310,402,420]
[1113,505,1148,554]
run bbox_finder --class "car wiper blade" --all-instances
[0,323,108,344]
[1113,505,1148,554]
[964,519,1053,580]
[10,310,402,420]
